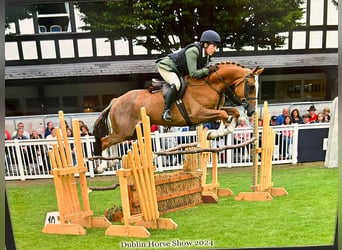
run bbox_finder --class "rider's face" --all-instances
[205,43,217,56]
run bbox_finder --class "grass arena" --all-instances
[6,105,337,249]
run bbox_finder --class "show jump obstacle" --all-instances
[153,125,256,205]
[105,107,178,238]
[235,101,288,201]
[42,111,111,235]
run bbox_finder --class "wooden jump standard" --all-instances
[235,101,288,201]
[42,111,111,235]
[105,107,178,238]
[198,125,235,203]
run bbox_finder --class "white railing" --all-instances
[4,123,330,180]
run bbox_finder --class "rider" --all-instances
[157,30,221,122]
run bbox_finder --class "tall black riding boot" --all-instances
[162,85,178,122]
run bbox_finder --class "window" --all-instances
[44,97,60,108]
[63,96,78,108]
[6,99,21,110]
[26,97,42,109]
[83,95,100,112]
[260,74,326,103]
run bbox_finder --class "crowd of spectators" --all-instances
[5,120,92,174]
[5,104,331,173]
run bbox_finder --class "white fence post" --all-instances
[152,132,163,172]
[226,133,233,167]
[292,123,299,164]
[13,139,26,181]
[85,136,95,177]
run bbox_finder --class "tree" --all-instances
[77,0,304,53]
[5,5,33,30]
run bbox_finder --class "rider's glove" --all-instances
[208,65,218,74]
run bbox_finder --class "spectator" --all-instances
[67,128,77,166]
[315,112,324,123]
[79,120,85,129]
[270,116,277,126]
[248,115,254,126]
[290,108,303,124]
[280,116,293,159]
[66,127,73,137]
[80,124,92,165]
[269,116,280,157]
[5,129,12,173]
[151,124,159,133]
[30,130,45,171]
[258,118,263,127]
[204,120,220,130]
[46,127,57,151]
[31,130,42,139]
[12,127,31,174]
[12,122,30,138]
[302,113,311,124]
[80,125,93,136]
[234,117,251,162]
[64,120,70,129]
[5,129,11,140]
[323,107,331,122]
[307,105,318,123]
[276,107,290,125]
[12,127,28,140]
[46,127,56,140]
[44,121,54,138]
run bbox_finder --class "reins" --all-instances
[213,68,256,109]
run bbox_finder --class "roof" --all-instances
[5,53,337,80]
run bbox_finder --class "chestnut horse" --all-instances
[93,62,264,156]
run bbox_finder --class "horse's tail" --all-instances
[93,100,114,156]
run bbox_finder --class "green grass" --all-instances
[6,164,337,249]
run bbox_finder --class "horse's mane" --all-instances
[215,61,247,69]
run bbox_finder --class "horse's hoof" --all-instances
[94,166,104,174]
[207,131,214,140]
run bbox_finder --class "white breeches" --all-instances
[158,68,181,91]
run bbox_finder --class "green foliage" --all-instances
[6,165,337,249]
[5,5,33,30]
[77,0,304,53]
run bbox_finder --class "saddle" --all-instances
[149,77,187,100]
[148,77,192,125]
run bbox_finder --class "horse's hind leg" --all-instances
[95,134,123,173]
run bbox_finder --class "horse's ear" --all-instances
[252,65,264,75]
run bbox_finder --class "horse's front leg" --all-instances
[206,107,240,140]
[220,107,240,133]
[207,120,227,139]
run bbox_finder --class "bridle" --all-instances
[214,69,257,109]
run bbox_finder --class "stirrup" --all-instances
[162,110,172,122]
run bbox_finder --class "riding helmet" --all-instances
[200,30,221,45]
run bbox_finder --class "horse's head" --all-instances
[240,65,264,116]
[213,62,264,116]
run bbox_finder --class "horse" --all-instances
[93,62,264,158]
